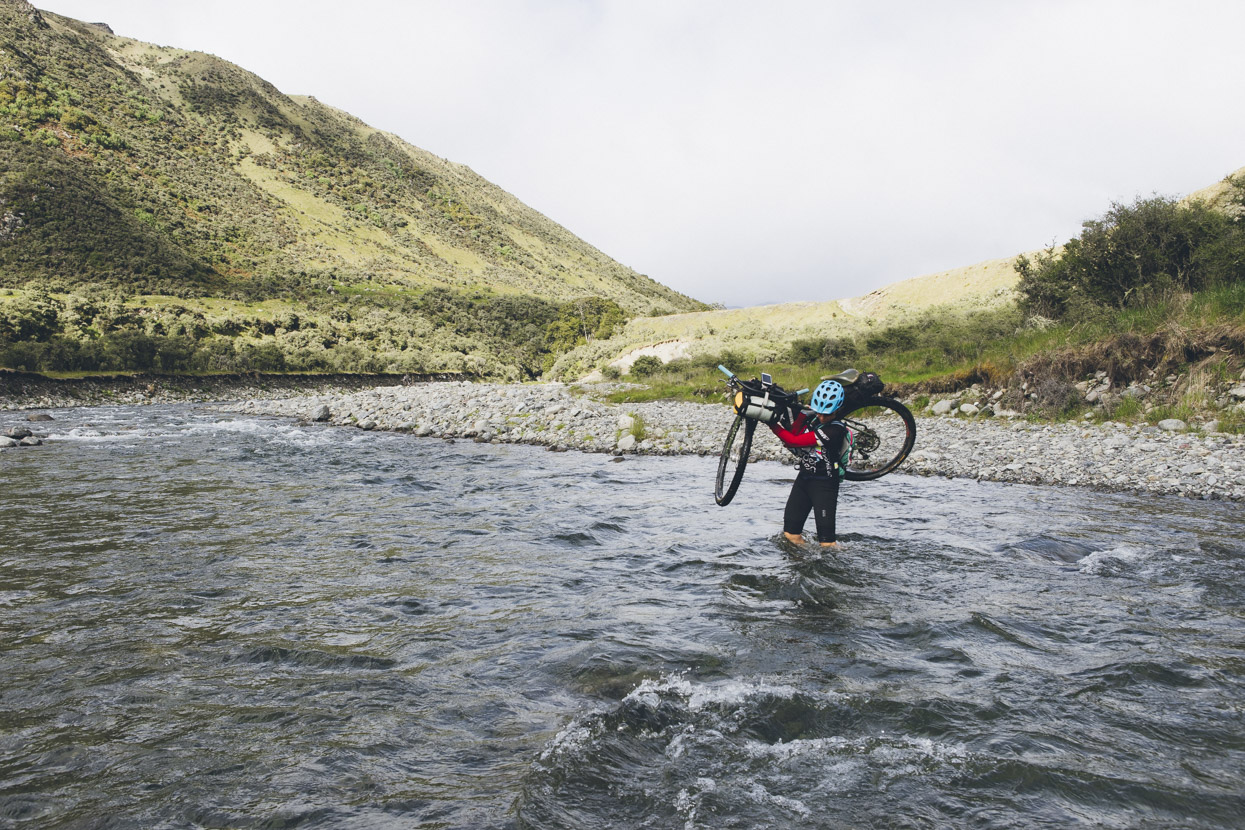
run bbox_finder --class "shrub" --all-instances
[787,338,825,364]
[0,290,63,341]
[865,325,917,354]
[822,337,860,363]
[786,336,859,366]
[1016,193,1245,321]
[630,355,663,377]
[695,350,747,372]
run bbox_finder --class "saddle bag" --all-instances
[856,371,884,396]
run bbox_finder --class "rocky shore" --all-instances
[0,370,447,411]
[219,381,1245,502]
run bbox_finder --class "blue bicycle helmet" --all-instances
[810,380,845,414]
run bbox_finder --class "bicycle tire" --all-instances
[840,396,916,481]
[714,414,757,506]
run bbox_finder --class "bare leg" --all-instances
[820,541,840,550]
[783,532,805,545]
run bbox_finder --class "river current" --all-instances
[1,404,1242,829]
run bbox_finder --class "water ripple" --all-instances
[1,404,1241,828]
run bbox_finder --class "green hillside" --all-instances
[552,168,1245,387]
[0,0,703,378]
[597,180,1245,432]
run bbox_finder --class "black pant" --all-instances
[783,473,840,543]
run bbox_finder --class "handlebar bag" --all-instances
[733,389,779,423]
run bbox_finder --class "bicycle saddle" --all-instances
[822,368,860,385]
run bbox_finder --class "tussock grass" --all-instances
[628,413,647,442]
[612,283,1245,430]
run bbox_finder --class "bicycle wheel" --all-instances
[714,414,757,506]
[840,396,916,481]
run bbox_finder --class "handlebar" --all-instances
[719,366,807,403]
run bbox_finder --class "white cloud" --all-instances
[35,0,1245,307]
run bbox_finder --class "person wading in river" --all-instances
[767,379,850,549]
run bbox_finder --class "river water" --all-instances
[1,404,1242,829]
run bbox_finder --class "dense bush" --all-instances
[786,336,859,365]
[0,286,631,379]
[545,297,626,355]
[629,355,663,377]
[864,325,918,354]
[1016,191,1245,321]
[0,288,62,341]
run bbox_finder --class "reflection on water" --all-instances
[1,404,1242,828]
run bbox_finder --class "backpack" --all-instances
[811,419,854,479]
[835,424,855,479]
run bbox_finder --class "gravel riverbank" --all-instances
[219,381,1245,502]
[0,370,439,410]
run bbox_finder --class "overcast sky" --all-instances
[35,0,1245,307]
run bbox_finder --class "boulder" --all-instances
[617,414,636,431]
[311,405,331,422]
[1157,419,1187,433]
[19,436,42,446]
[0,437,17,448]
[959,403,980,416]
[26,413,54,422]
[1228,386,1245,401]
[931,399,954,415]
[617,433,637,451]
[6,427,33,439]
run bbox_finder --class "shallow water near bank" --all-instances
[1,405,1242,828]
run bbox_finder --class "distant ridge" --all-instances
[554,166,1244,379]
[0,1,702,316]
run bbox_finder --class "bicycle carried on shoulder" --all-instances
[714,365,917,506]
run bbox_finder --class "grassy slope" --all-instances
[561,167,1245,393]
[605,280,1245,435]
[598,171,1245,431]
[550,254,1027,378]
[0,3,702,316]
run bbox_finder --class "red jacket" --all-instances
[769,410,819,448]
[770,410,849,477]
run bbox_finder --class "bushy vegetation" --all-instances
[612,180,1245,420]
[0,286,629,379]
[0,4,702,379]
[628,355,663,377]
[1015,189,1245,322]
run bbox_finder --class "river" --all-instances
[1,405,1242,828]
